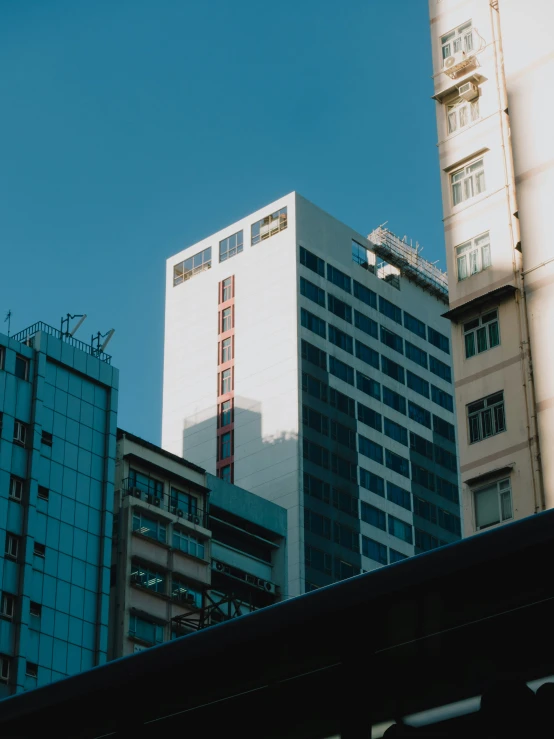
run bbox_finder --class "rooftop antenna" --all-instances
[60,313,87,338]
[4,310,12,337]
[91,329,115,357]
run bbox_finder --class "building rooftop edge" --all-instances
[116,428,206,475]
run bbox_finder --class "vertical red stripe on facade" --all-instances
[216,276,235,483]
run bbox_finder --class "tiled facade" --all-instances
[0,325,118,695]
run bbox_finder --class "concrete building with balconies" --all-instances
[428,0,554,534]
[109,431,286,656]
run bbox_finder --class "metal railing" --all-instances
[122,479,208,528]
[368,227,449,304]
[11,322,112,364]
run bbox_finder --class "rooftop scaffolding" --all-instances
[368,225,449,304]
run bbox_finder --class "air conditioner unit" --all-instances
[444,51,466,70]
[185,593,196,604]
[130,487,142,498]
[458,81,479,101]
[264,580,276,595]
[170,506,177,515]
[193,516,201,526]
[153,497,161,508]
[177,509,184,518]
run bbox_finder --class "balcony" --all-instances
[121,478,208,529]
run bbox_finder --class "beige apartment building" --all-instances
[428,0,554,534]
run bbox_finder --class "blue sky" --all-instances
[0,0,442,444]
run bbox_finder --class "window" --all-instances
[305,545,332,574]
[405,341,428,369]
[441,21,473,63]
[433,415,456,443]
[387,482,411,511]
[302,373,328,402]
[438,508,462,536]
[33,543,46,558]
[431,385,454,412]
[0,656,10,683]
[328,325,353,354]
[413,496,437,524]
[352,240,374,271]
[429,356,452,383]
[410,432,434,460]
[301,339,327,370]
[300,277,326,308]
[251,207,287,244]
[171,581,203,609]
[221,338,233,363]
[221,368,232,394]
[219,432,232,460]
[383,386,406,415]
[131,564,166,594]
[128,469,163,498]
[328,294,352,323]
[25,662,38,678]
[451,158,485,206]
[41,430,53,446]
[15,355,29,381]
[464,309,500,358]
[415,529,443,554]
[169,488,198,517]
[132,512,167,544]
[388,515,413,544]
[407,371,429,399]
[222,277,233,302]
[220,400,233,427]
[361,502,386,531]
[357,371,381,401]
[362,536,387,565]
[30,602,42,618]
[304,472,330,504]
[378,296,402,324]
[9,476,23,502]
[428,328,449,355]
[381,356,405,384]
[0,594,14,620]
[332,488,358,517]
[334,522,359,552]
[357,402,382,433]
[468,391,506,443]
[359,468,385,497]
[474,478,513,530]
[303,405,329,436]
[329,388,355,417]
[221,307,233,333]
[301,308,326,339]
[404,312,426,340]
[412,464,435,492]
[359,435,383,465]
[13,420,27,447]
[5,534,19,560]
[300,246,325,277]
[304,509,331,539]
[385,449,410,478]
[354,310,378,339]
[408,401,431,428]
[384,418,408,446]
[353,280,377,309]
[218,464,233,483]
[390,549,407,563]
[380,327,403,355]
[219,230,243,262]
[447,96,479,135]
[330,420,356,450]
[435,445,457,473]
[173,529,206,559]
[331,453,357,482]
[303,439,329,470]
[129,615,164,645]
[457,232,491,280]
[173,247,212,286]
[327,264,351,294]
[329,357,354,385]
